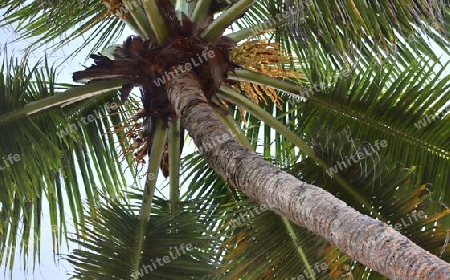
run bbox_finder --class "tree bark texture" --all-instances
[166,71,450,280]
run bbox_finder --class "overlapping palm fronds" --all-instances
[0,0,449,279]
[0,55,135,271]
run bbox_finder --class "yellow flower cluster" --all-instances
[230,40,300,108]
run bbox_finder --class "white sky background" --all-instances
[0,6,449,280]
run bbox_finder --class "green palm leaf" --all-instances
[300,58,449,201]
[238,0,449,66]
[0,0,125,57]
[68,194,218,279]
[0,0,449,278]
[181,126,450,279]
[0,55,134,271]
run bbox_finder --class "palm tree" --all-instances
[0,0,449,279]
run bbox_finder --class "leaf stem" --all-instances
[0,79,126,125]
[122,0,153,38]
[133,119,166,275]
[190,0,212,25]
[281,217,316,280]
[141,0,170,43]
[227,69,304,98]
[169,118,181,212]
[201,0,256,42]
[212,104,252,150]
[227,18,287,42]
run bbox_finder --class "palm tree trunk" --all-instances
[166,72,450,280]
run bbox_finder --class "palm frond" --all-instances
[0,0,125,57]
[239,0,449,67]
[233,52,449,206]
[181,117,450,279]
[0,55,134,270]
[68,194,218,279]
[289,133,450,278]
[301,58,450,202]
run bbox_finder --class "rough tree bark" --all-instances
[166,71,450,280]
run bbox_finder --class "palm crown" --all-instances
[0,0,449,279]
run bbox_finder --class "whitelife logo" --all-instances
[325,140,388,177]
[286,261,328,280]
[56,102,119,138]
[0,153,21,171]
[131,243,193,279]
[414,104,450,129]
